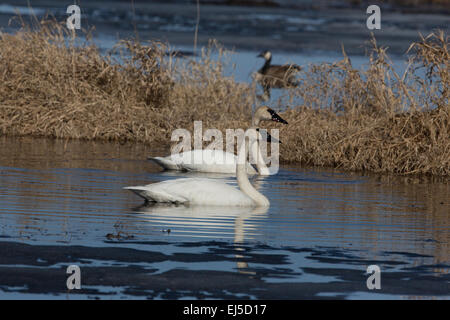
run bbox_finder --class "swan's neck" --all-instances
[251,137,270,175]
[248,124,270,175]
[237,135,270,207]
[251,117,260,127]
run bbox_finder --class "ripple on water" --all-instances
[0,136,449,299]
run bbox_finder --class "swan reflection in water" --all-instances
[131,203,269,275]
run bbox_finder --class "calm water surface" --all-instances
[0,0,449,300]
[0,136,448,299]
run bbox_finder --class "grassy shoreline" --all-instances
[0,22,448,176]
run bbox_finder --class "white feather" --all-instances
[149,150,257,174]
[125,178,255,206]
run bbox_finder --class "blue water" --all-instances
[0,1,448,299]
[0,136,448,299]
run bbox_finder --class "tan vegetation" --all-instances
[0,22,253,145]
[0,21,448,176]
[278,32,449,176]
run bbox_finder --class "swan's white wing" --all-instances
[148,156,181,170]
[124,183,188,203]
[178,150,257,174]
[149,150,257,174]
[125,178,255,206]
[179,150,236,173]
[148,151,230,172]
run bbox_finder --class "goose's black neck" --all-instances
[261,57,272,73]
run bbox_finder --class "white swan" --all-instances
[125,128,270,207]
[148,106,287,175]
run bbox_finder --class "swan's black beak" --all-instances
[257,128,282,144]
[257,52,264,58]
[268,108,288,124]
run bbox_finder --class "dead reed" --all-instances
[280,32,449,176]
[0,21,254,145]
[0,21,448,176]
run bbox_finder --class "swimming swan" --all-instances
[125,129,271,207]
[148,106,287,175]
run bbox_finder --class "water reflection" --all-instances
[131,204,266,238]
[0,136,449,298]
[132,204,269,275]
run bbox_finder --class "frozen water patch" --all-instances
[0,4,46,16]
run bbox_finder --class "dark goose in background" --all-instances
[255,50,301,99]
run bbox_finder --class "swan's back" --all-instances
[148,156,181,170]
[149,150,257,174]
[180,150,256,174]
[125,178,255,206]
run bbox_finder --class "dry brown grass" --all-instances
[0,21,448,176]
[278,31,449,176]
[0,21,254,144]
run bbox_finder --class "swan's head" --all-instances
[257,50,272,61]
[254,106,288,125]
